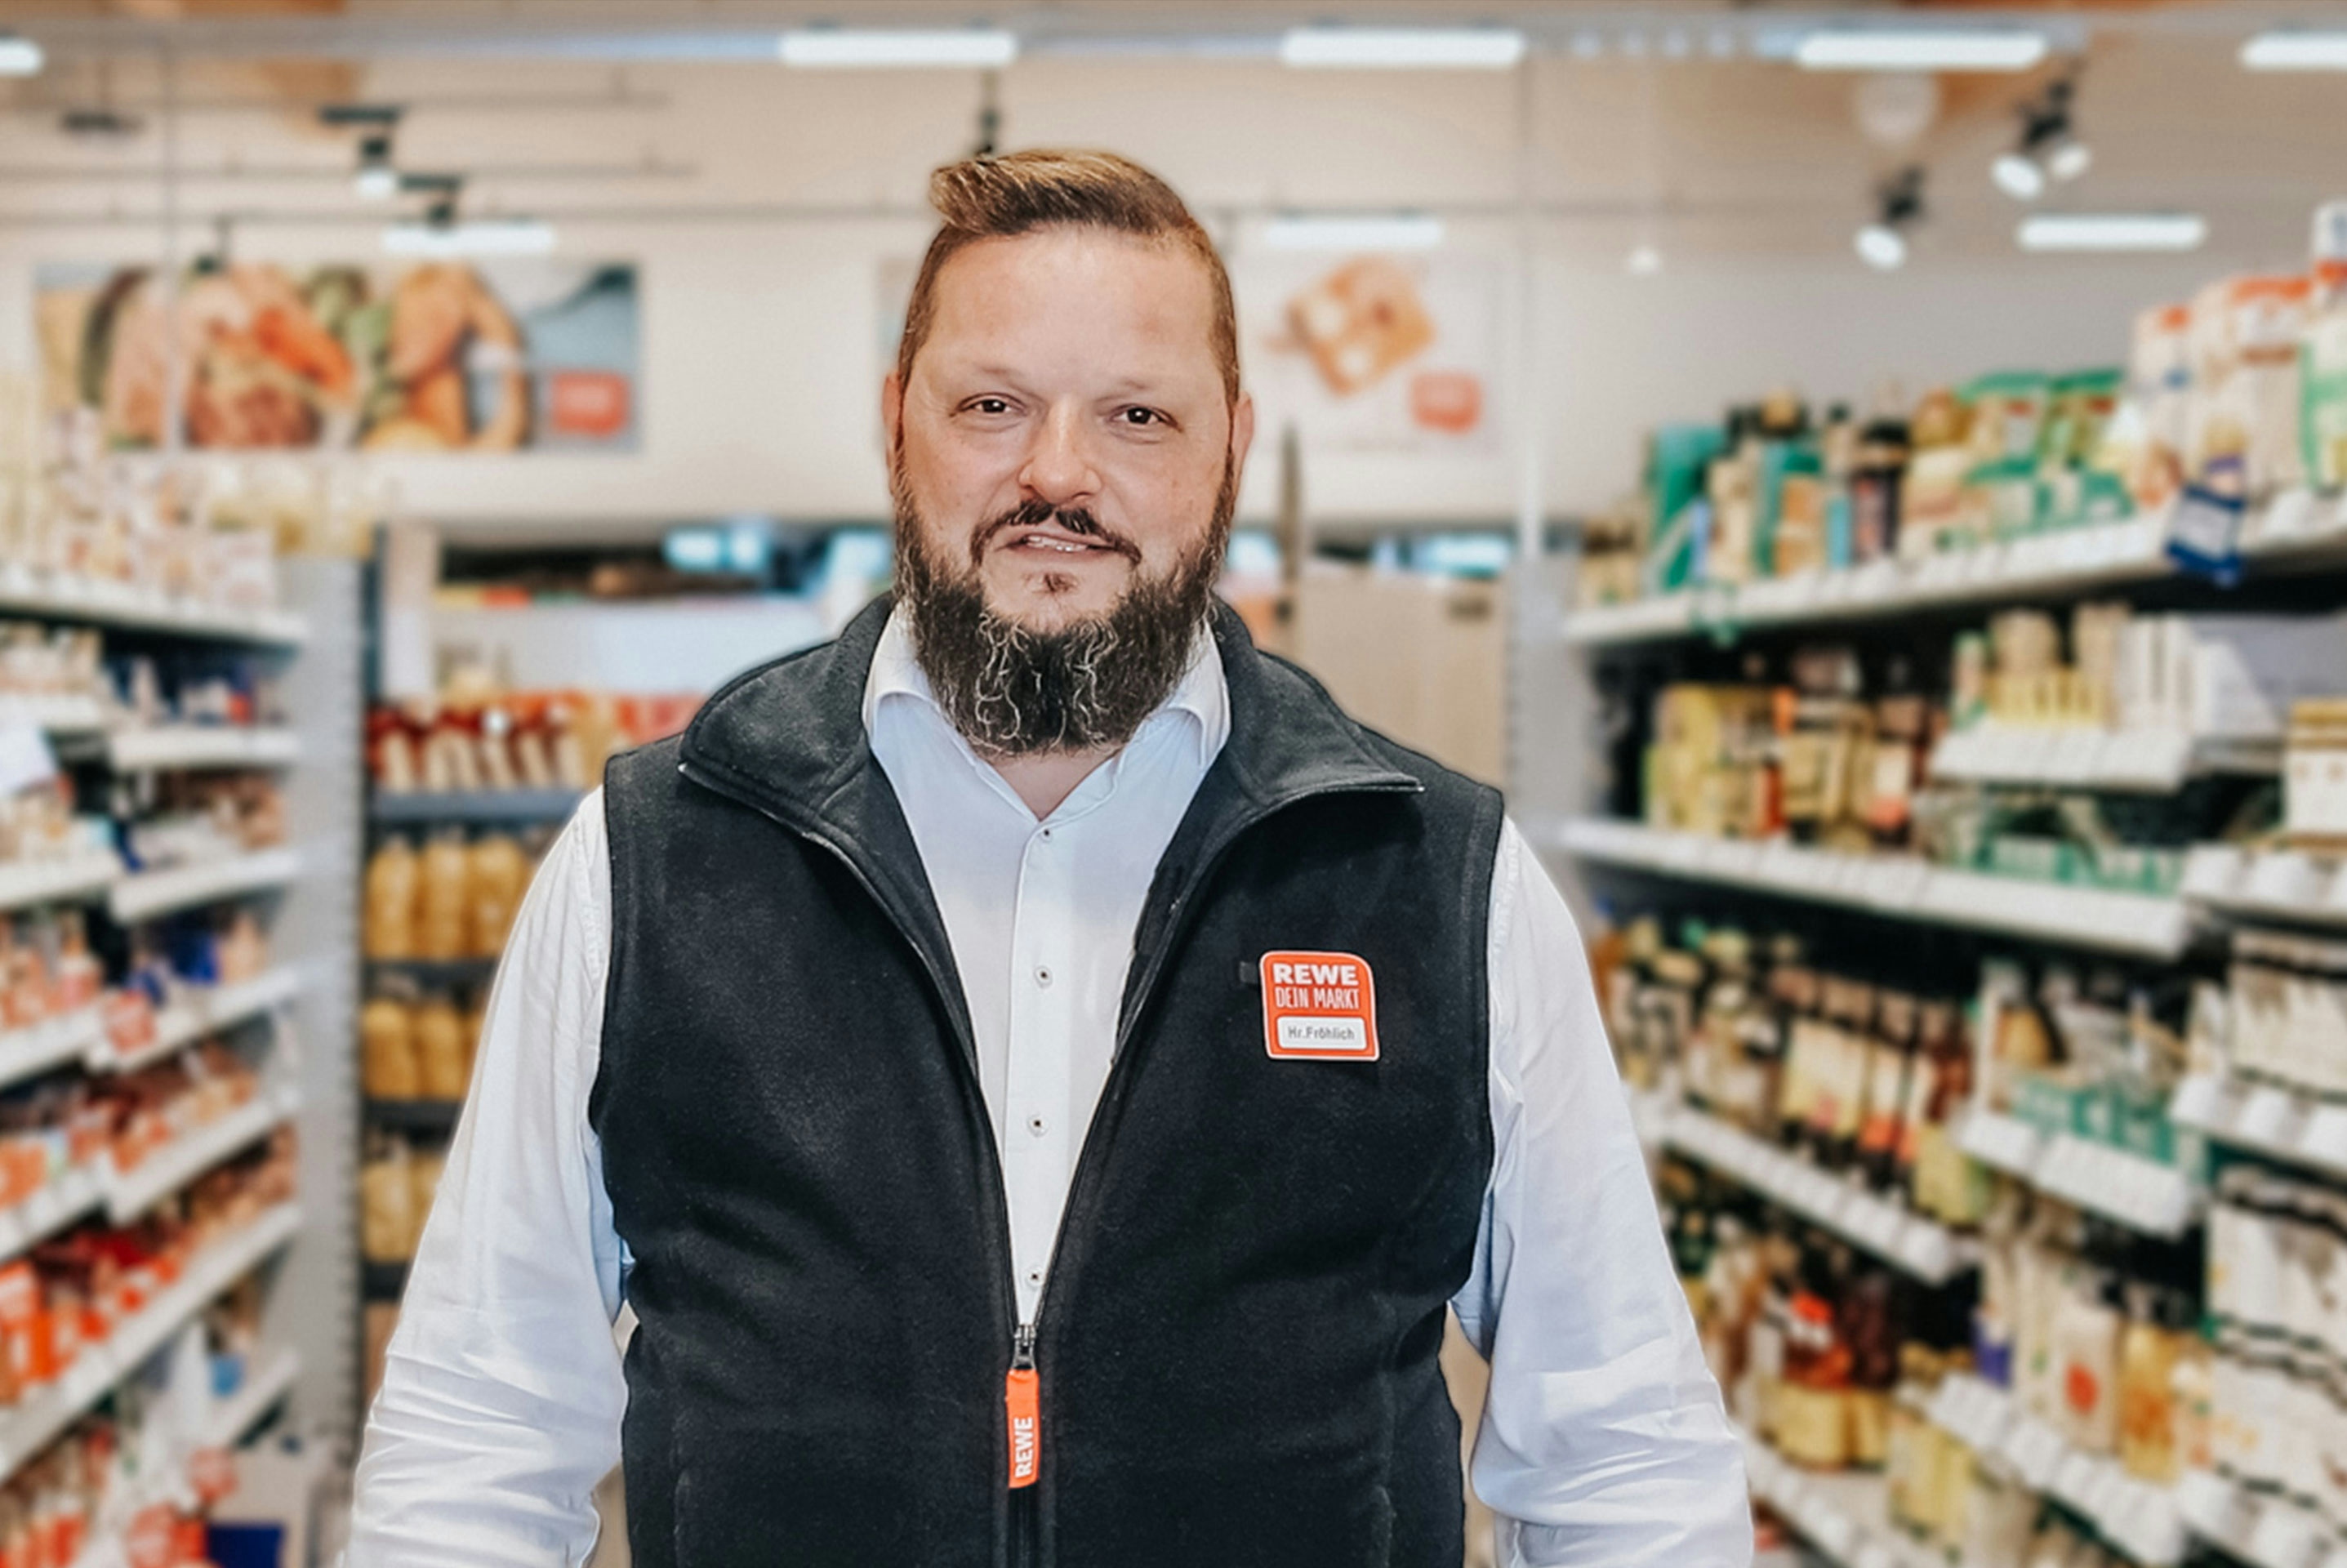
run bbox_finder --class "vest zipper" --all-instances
[1009,1321,1040,1564]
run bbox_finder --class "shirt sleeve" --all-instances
[1454,819,1752,1568]
[345,791,629,1568]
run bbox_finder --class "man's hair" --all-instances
[896,149,1240,409]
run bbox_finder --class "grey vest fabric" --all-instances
[593,596,1503,1566]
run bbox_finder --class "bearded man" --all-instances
[347,149,1749,1568]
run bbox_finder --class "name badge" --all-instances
[1259,951,1379,1061]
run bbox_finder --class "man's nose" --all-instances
[1018,402,1102,510]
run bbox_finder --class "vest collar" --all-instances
[677,592,1421,830]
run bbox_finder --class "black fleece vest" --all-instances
[593,597,1503,1568]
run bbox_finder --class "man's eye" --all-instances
[968,398,1013,416]
[1121,408,1163,426]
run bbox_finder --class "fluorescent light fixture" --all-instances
[2242,31,2347,70]
[778,29,1017,69]
[1855,223,1908,270]
[0,36,42,76]
[1993,153,2046,202]
[383,217,558,258]
[1797,28,2048,72]
[1261,213,1444,252]
[1279,27,1525,69]
[2017,212,2206,252]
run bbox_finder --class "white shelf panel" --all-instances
[109,847,301,924]
[1928,1372,2188,1566]
[103,966,303,1076]
[1552,817,2193,959]
[0,1006,102,1094]
[1562,494,2347,649]
[0,854,122,915]
[105,727,302,773]
[0,1166,102,1267]
[2169,1071,2347,1185]
[100,1086,299,1223]
[1955,1108,2198,1238]
[0,568,307,648]
[1928,726,2269,794]
[0,1203,301,1486]
[1739,1427,1944,1568]
[1652,1100,1972,1284]
[2176,1468,2347,1568]
[2183,845,2347,930]
[0,696,106,735]
[202,1347,300,1449]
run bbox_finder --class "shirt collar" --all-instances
[862,605,1230,771]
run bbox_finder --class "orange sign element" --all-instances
[1259,951,1381,1061]
[1285,258,1436,398]
[550,370,631,439]
[1410,371,1482,434]
[1005,1366,1040,1489]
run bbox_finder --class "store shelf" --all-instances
[1955,1108,2199,1238]
[105,726,302,773]
[2175,1468,2347,1568]
[1930,726,2278,794]
[1928,1371,2188,1566]
[368,789,583,826]
[2169,1071,2347,1185]
[364,1098,464,1134]
[1561,492,2347,650]
[363,956,498,987]
[2182,845,2347,931]
[0,568,308,648]
[109,847,301,924]
[0,1202,301,1484]
[203,1347,301,1449]
[104,967,304,1076]
[0,1007,104,1094]
[0,854,122,915]
[1739,1427,1941,1568]
[1551,817,2194,959]
[100,1085,299,1223]
[1564,514,2174,647]
[0,695,106,735]
[1650,1098,1972,1284]
[0,1167,103,1268]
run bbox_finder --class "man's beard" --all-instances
[892,456,1235,759]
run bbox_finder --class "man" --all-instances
[349,149,1748,1568]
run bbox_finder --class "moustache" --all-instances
[969,499,1144,568]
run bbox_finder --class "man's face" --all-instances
[884,226,1255,635]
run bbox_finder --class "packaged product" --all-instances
[416,830,470,961]
[2189,274,2315,498]
[467,834,528,956]
[360,1137,414,1263]
[359,995,420,1101]
[2122,303,2193,511]
[2304,259,2347,491]
[363,837,417,961]
[414,994,469,1101]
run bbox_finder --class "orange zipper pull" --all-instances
[1006,1323,1040,1490]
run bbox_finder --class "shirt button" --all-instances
[1035,965,1053,988]
[1027,1114,1048,1137]
[1040,827,1053,841]
[1027,1268,1044,1287]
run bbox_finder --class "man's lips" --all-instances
[989,525,1139,563]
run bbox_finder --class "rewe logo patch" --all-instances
[1259,951,1380,1061]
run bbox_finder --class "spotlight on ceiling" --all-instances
[1626,243,1664,278]
[354,133,399,201]
[1992,76,2091,203]
[1855,166,1926,270]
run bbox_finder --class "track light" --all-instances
[1992,77,2091,204]
[354,133,399,201]
[1855,167,1925,270]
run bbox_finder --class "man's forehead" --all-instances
[923,227,1219,357]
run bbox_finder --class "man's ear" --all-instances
[1228,390,1258,487]
[881,368,905,455]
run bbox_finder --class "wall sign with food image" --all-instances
[36,258,639,454]
[1237,252,1500,455]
